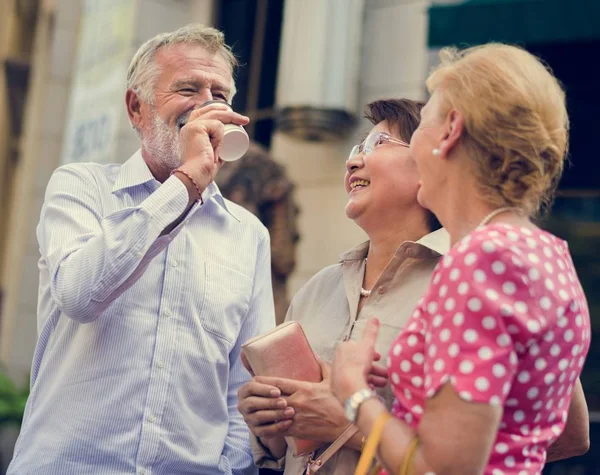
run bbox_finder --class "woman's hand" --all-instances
[237,377,292,460]
[237,379,294,439]
[245,362,347,443]
[331,318,381,403]
[242,357,387,446]
[279,361,350,442]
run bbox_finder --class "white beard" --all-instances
[142,110,182,171]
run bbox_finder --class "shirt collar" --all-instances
[339,228,450,262]
[339,241,371,262]
[210,183,240,222]
[414,228,450,256]
[112,150,240,221]
[112,150,156,192]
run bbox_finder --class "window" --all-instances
[217,0,284,148]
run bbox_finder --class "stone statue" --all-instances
[216,142,299,324]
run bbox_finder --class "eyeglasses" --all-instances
[347,131,409,162]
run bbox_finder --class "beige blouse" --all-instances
[251,229,450,475]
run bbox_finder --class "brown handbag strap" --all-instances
[306,424,359,474]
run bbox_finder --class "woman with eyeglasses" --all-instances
[331,44,591,475]
[238,98,449,475]
[238,98,587,475]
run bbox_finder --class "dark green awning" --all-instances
[428,0,600,48]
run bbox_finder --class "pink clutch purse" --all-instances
[241,321,323,457]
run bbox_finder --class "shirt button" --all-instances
[149,416,156,423]
[171,259,178,267]
[136,251,143,258]
[378,286,386,294]
[157,361,165,369]
[139,470,146,475]
[164,309,172,317]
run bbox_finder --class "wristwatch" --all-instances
[344,388,378,423]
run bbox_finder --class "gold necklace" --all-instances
[476,206,521,229]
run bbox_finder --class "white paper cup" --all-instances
[220,124,250,162]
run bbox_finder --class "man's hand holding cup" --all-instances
[174,101,249,203]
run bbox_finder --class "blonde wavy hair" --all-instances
[426,43,569,217]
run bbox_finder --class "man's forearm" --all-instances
[161,171,202,235]
[44,172,193,322]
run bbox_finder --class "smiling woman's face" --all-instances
[344,120,422,224]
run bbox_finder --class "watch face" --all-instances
[345,388,373,423]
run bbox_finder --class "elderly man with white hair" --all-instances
[8,24,274,475]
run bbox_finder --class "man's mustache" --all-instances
[176,110,193,130]
[175,100,231,131]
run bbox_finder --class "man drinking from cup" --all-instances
[8,23,274,475]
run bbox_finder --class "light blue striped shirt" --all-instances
[8,150,275,475]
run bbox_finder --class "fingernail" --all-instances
[284,407,295,417]
[276,399,287,408]
[270,388,281,397]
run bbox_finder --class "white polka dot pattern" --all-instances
[388,224,590,475]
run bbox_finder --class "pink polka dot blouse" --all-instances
[387,224,591,475]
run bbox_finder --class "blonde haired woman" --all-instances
[331,44,591,475]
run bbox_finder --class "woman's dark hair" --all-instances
[364,99,442,232]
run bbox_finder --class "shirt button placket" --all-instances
[142,245,181,468]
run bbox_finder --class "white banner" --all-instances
[60,0,137,164]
